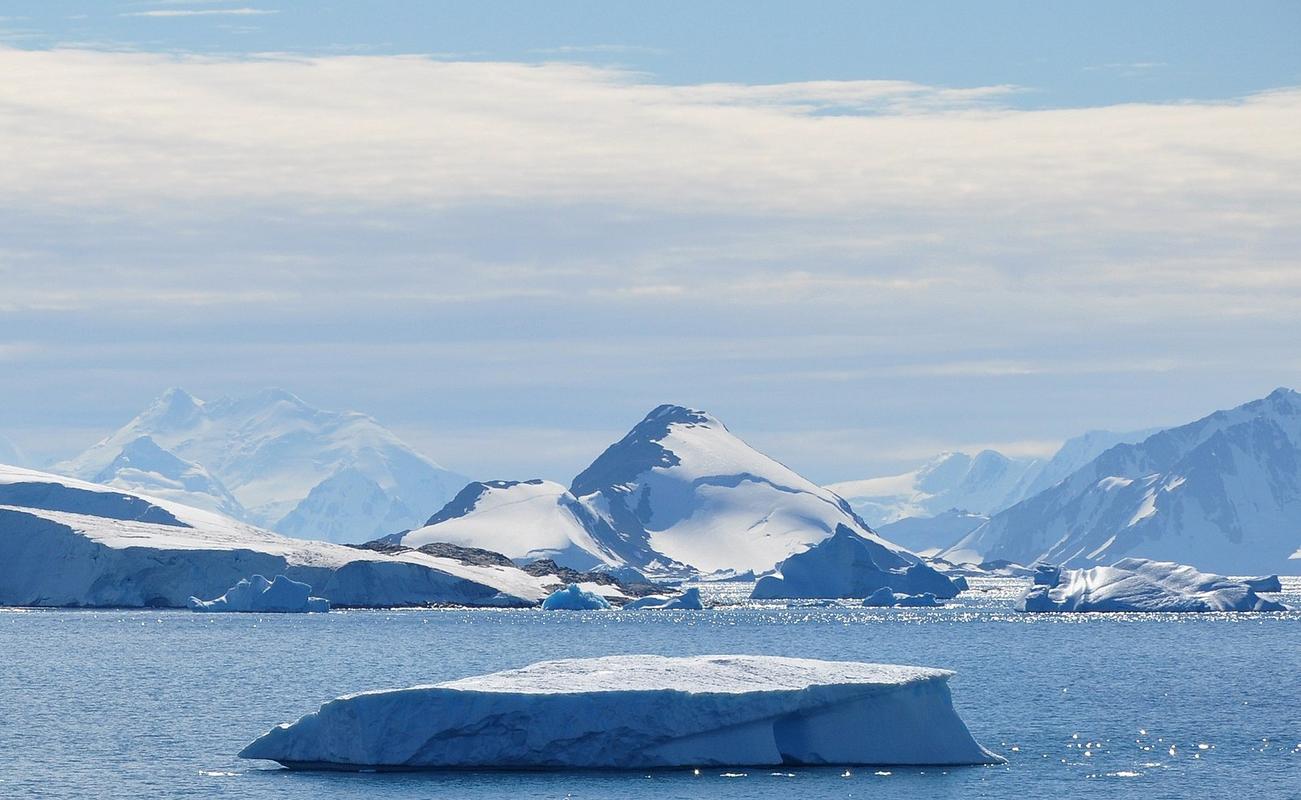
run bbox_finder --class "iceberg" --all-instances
[623,587,704,610]
[1018,558,1289,612]
[861,588,943,608]
[540,583,612,610]
[188,574,330,613]
[239,654,1003,770]
[751,525,965,600]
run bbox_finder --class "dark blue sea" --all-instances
[2,578,1298,799]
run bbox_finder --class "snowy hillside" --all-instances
[92,435,246,519]
[394,480,623,571]
[0,463,557,608]
[827,450,1041,527]
[946,388,1301,575]
[56,388,467,543]
[569,405,909,575]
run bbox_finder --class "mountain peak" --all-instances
[1263,386,1299,411]
[142,388,204,430]
[640,404,719,430]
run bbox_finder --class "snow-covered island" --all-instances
[1018,558,1289,612]
[240,654,1002,770]
[751,525,966,600]
[189,575,330,613]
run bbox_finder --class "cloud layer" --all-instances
[0,46,1297,479]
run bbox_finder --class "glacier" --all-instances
[540,583,612,610]
[238,655,1002,769]
[189,574,330,613]
[1017,558,1289,613]
[0,464,563,608]
[750,525,965,600]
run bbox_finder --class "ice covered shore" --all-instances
[1018,558,1289,612]
[0,464,555,608]
[240,654,1002,770]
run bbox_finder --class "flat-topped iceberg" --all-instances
[189,575,329,613]
[1018,558,1289,613]
[540,583,611,610]
[751,525,965,600]
[623,587,704,610]
[239,654,1002,770]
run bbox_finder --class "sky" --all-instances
[1,1,1299,484]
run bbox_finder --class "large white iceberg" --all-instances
[189,574,330,613]
[1018,558,1289,612]
[751,525,965,600]
[239,654,1002,769]
[540,583,612,610]
[622,587,704,610]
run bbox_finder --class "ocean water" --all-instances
[1,577,1298,800]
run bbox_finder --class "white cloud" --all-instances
[0,46,1297,480]
[121,8,278,17]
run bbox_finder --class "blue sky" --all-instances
[0,2,1299,482]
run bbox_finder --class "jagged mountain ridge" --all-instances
[945,388,1301,574]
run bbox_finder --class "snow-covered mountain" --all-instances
[875,509,990,556]
[827,450,1042,527]
[56,388,467,543]
[569,404,904,575]
[91,435,246,519]
[0,463,560,608]
[0,435,26,467]
[392,404,933,577]
[393,480,623,571]
[1016,427,1160,500]
[946,388,1301,575]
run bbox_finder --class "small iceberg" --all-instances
[623,587,704,610]
[188,575,330,613]
[1018,558,1289,613]
[540,583,611,610]
[861,588,943,608]
[751,525,964,600]
[239,654,1003,769]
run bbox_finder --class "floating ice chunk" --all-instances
[1018,558,1289,612]
[751,525,964,600]
[861,588,943,608]
[239,655,1003,770]
[188,575,329,613]
[623,587,704,610]
[1242,575,1282,593]
[540,583,612,610]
